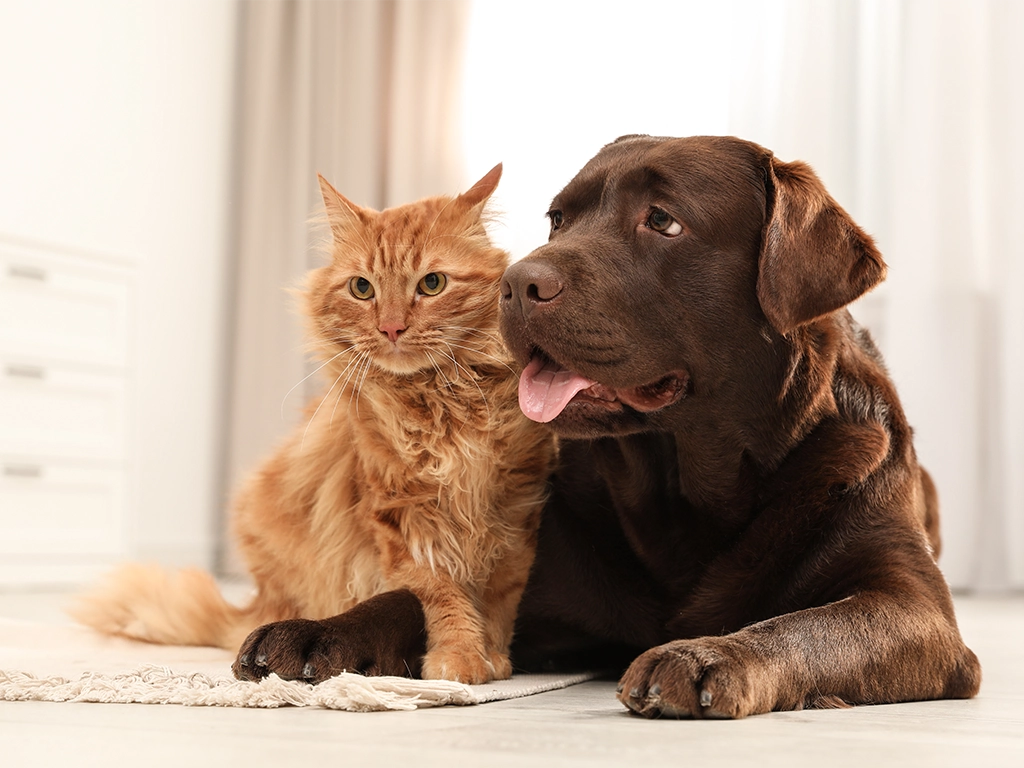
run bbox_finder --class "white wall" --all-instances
[0,0,237,570]
[461,1,734,262]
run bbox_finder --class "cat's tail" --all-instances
[69,563,259,652]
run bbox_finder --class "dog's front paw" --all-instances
[233,618,328,682]
[232,589,427,684]
[617,637,771,719]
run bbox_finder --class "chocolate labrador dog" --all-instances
[235,135,981,718]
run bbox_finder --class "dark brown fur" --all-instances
[499,135,980,717]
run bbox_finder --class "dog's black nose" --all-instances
[501,260,564,319]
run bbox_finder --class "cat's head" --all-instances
[305,164,508,377]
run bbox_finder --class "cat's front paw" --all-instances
[488,650,513,680]
[421,647,502,684]
[232,589,426,684]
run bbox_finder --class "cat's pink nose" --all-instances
[379,322,406,343]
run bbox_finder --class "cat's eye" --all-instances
[646,207,683,237]
[548,210,564,232]
[349,276,375,300]
[417,273,447,296]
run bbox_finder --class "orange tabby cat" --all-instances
[72,164,555,684]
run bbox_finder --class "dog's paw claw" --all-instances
[617,638,768,719]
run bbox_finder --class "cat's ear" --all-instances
[457,163,502,210]
[318,173,371,242]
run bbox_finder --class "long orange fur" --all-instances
[71,165,555,684]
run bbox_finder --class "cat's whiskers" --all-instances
[425,351,455,394]
[437,325,504,346]
[434,343,467,382]
[327,346,368,391]
[281,346,356,420]
[434,327,514,370]
[329,383,346,429]
[435,342,491,418]
[330,350,369,427]
[300,349,369,449]
[340,350,371,408]
[301,368,348,452]
[317,332,356,345]
[304,335,359,364]
[350,351,375,416]
[441,340,517,375]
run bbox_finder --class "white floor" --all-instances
[0,592,1021,768]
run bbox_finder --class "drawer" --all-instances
[0,247,131,369]
[0,360,127,461]
[0,462,127,555]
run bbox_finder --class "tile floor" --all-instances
[0,592,1021,768]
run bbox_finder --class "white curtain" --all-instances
[730,0,1024,591]
[222,0,471,571]
[222,0,1023,590]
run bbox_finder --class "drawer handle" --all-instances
[5,364,46,380]
[3,464,43,479]
[8,264,48,282]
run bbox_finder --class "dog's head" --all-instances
[499,135,885,438]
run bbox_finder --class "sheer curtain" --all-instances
[222,0,1023,590]
[222,0,470,570]
[730,0,1024,591]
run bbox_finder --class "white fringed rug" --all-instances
[0,618,596,712]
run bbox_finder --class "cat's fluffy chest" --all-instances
[356,364,518,463]
[339,364,530,582]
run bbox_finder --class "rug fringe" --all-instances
[0,665,476,711]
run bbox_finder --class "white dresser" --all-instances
[0,237,134,586]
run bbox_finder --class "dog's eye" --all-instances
[647,208,683,237]
[548,210,564,232]
[349,276,375,300]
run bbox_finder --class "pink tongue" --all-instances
[518,356,596,423]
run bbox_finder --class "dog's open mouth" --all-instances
[518,353,688,423]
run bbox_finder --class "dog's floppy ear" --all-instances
[757,157,886,335]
